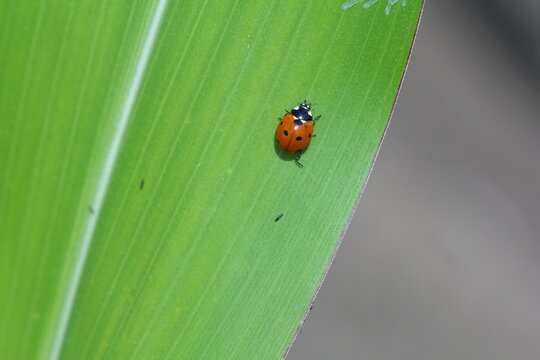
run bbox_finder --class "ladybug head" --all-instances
[291,101,313,122]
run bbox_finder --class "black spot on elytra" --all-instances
[283,130,288,136]
[293,119,302,125]
[280,121,283,125]
[295,136,302,141]
[308,133,312,137]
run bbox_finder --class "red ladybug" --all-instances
[275,101,320,167]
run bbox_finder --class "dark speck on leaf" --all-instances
[274,213,284,222]
[89,206,95,214]
[140,179,145,190]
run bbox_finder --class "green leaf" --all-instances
[0,0,422,359]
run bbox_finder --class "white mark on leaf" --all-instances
[342,0,407,14]
[341,0,363,9]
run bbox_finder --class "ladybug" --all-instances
[275,101,320,167]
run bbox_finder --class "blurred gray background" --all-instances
[290,1,540,359]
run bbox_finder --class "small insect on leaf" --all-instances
[274,213,284,222]
[275,101,319,168]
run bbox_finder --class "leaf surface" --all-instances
[0,0,422,358]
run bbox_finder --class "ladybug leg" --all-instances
[295,150,304,168]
